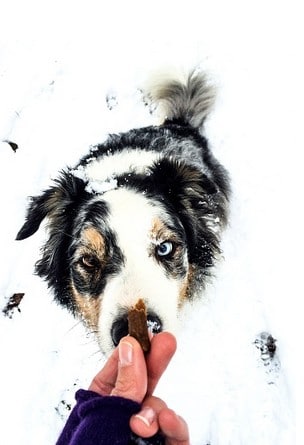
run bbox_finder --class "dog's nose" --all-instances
[111,312,163,347]
[111,315,129,348]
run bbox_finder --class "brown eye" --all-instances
[81,255,99,270]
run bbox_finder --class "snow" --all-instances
[0,0,302,443]
[73,164,119,194]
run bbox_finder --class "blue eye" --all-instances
[156,241,174,257]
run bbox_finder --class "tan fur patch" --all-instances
[151,218,173,241]
[83,227,105,253]
[178,264,195,307]
[71,283,101,330]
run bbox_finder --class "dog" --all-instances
[16,70,230,355]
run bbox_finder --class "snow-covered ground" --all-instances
[0,1,301,443]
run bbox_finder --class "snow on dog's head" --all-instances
[16,72,230,355]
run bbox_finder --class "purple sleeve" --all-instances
[56,389,141,445]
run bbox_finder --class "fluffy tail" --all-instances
[147,69,216,129]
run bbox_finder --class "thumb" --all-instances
[111,337,148,403]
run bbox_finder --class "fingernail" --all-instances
[135,406,156,427]
[119,341,133,366]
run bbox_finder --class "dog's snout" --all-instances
[111,312,163,347]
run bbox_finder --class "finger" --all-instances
[111,336,148,403]
[131,396,189,444]
[130,395,167,438]
[88,347,119,396]
[158,409,189,445]
[146,332,177,395]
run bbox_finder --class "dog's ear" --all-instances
[16,188,56,240]
[152,158,229,224]
[16,171,88,240]
[16,171,89,308]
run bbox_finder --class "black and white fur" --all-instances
[17,70,230,355]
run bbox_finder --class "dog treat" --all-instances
[128,299,151,352]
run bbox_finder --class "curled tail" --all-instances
[147,69,216,129]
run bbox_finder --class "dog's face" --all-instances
[16,156,228,355]
[70,188,191,354]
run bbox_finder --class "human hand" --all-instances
[89,332,189,445]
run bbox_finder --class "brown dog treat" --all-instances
[128,299,151,352]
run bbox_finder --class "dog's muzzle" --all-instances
[111,311,163,347]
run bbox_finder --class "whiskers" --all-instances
[67,320,104,361]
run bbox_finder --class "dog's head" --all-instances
[16,158,228,355]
